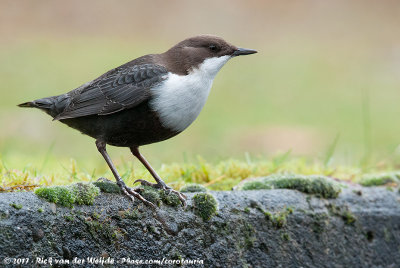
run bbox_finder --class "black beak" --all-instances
[232,47,258,56]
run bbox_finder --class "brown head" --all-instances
[161,35,257,75]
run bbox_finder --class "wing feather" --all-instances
[54,64,167,120]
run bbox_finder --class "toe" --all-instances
[125,186,157,209]
[133,179,156,187]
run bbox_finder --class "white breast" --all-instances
[149,55,231,132]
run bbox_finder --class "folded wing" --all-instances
[54,64,168,120]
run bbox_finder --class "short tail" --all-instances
[18,96,66,118]
[18,101,36,108]
[18,98,54,109]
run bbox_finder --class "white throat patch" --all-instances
[149,55,231,132]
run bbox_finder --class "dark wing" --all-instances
[53,64,168,120]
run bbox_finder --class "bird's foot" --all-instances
[116,181,157,209]
[134,179,187,207]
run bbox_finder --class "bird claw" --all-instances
[125,186,157,209]
[116,181,157,209]
[169,189,187,208]
[133,179,187,207]
[133,179,158,188]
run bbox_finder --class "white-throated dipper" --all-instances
[18,35,257,207]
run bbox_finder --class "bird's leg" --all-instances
[95,140,156,208]
[130,146,187,206]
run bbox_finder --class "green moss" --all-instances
[264,211,272,220]
[310,212,329,234]
[180,183,208,193]
[85,219,118,244]
[264,207,293,228]
[286,207,294,214]
[192,193,218,221]
[34,183,99,208]
[9,203,22,210]
[239,174,341,198]
[0,211,9,220]
[139,186,161,207]
[35,186,76,208]
[326,204,356,225]
[244,207,250,213]
[359,172,399,186]
[93,180,121,194]
[341,210,356,225]
[123,209,140,220]
[64,215,74,222]
[91,212,100,220]
[147,225,157,234]
[159,190,181,207]
[137,186,181,207]
[171,251,182,262]
[243,221,256,248]
[37,207,44,213]
[241,181,265,191]
[281,232,290,241]
[326,203,340,215]
[271,213,287,228]
[70,183,100,205]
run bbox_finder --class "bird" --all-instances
[18,35,257,208]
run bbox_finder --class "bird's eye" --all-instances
[209,45,219,52]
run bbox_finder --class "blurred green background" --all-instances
[1,0,400,176]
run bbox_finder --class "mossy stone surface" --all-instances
[180,183,208,193]
[326,203,357,225]
[139,186,162,207]
[0,187,399,267]
[263,207,293,228]
[281,232,290,241]
[159,190,181,207]
[93,179,121,194]
[34,183,100,207]
[71,183,100,205]
[359,172,399,187]
[238,174,341,198]
[123,209,140,220]
[137,185,182,207]
[192,193,218,221]
[35,186,76,208]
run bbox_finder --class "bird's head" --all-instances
[164,35,257,76]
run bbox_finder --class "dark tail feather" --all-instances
[18,95,70,118]
[18,98,54,109]
[17,97,63,119]
[18,101,35,108]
